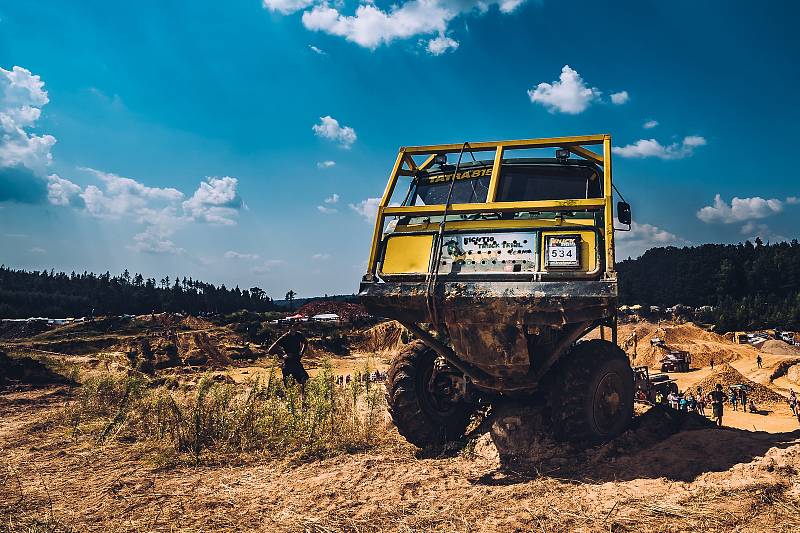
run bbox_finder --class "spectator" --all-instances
[688,394,697,413]
[679,395,688,412]
[707,384,728,427]
[740,388,748,413]
[731,390,739,411]
[697,394,706,416]
[668,391,678,410]
[756,354,763,369]
[790,390,798,416]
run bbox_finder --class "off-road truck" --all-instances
[358,135,634,447]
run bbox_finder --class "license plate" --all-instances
[545,235,580,267]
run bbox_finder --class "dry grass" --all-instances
[61,359,391,465]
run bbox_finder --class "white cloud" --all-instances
[324,193,339,204]
[311,253,331,260]
[317,160,336,168]
[300,0,528,51]
[612,136,707,160]
[317,205,338,214]
[224,250,260,260]
[349,197,381,222]
[740,222,788,243]
[28,246,46,254]
[263,0,315,15]
[0,66,56,174]
[787,196,799,205]
[527,65,600,114]
[610,91,629,105]
[427,34,459,55]
[250,259,285,275]
[312,115,357,148]
[182,176,243,225]
[129,225,184,255]
[79,168,183,219]
[46,174,83,207]
[643,120,659,129]
[615,221,687,259]
[308,44,326,55]
[697,194,784,224]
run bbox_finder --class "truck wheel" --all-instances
[385,341,473,447]
[547,339,634,446]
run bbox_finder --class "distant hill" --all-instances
[618,239,800,331]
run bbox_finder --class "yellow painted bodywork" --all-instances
[380,234,434,274]
[366,134,615,276]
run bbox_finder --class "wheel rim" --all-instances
[592,371,626,435]
[419,363,460,420]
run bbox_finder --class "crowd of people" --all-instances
[335,370,387,386]
[638,383,761,427]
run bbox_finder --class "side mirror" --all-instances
[617,201,632,226]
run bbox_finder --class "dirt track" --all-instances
[4,317,800,531]
[2,385,800,531]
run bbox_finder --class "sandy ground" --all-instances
[3,385,800,532]
[5,318,800,531]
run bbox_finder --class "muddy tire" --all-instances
[385,341,473,447]
[546,339,634,446]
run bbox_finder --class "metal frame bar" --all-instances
[367,134,616,275]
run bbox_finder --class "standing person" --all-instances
[267,324,310,391]
[667,391,678,410]
[707,384,728,427]
[790,390,798,416]
[710,357,715,370]
[731,389,739,411]
[698,394,706,416]
[756,354,763,369]
[740,388,748,413]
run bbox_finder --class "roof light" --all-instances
[556,148,570,162]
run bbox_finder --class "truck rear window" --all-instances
[405,163,600,206]
[496,165,601,202]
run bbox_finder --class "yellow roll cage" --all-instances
[366,134,616,277]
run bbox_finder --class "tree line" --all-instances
[0,266,278,318]
[618,238,800,332]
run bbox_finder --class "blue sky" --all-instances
[1,0,798,299]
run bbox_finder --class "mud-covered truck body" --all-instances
[358,135,634,447]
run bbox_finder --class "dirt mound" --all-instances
[475,403,713,473]
[0,351,74,387]
[179,315,214,330]
[761,339,800,356]
[177,331,233,368]
[786,364,800,384]
[297,301,369,321]
[634,322,744,369]
[0,320,52,340]
[120,337,181,374]
[358,321,406,354]
[692,363,786,404]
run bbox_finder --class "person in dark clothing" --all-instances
[740,388,748,413]
[268,324,310,388]
[756,354,763,369]
[707,383,728,427]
